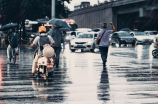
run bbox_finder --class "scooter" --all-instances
[152,42,158,57]
[152,48,158,57]
[33,45,55,78]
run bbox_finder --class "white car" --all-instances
[75,28,92,32]
[130,31,153,44]
[65,31,84,43]
[144,31,158,42]
[70,32,98,52]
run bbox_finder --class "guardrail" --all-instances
[69,0,146,17]
[112,0,146,7]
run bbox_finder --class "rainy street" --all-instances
[0,44,157,104]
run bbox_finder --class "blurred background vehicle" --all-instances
[92,28,102,32]
[144,31,158,42]
[111,31,136,46]
[152,36,158,57]
[75,28,92,32]
[130,31,153,44]
[120,28,132,33]
[65,29,92,43]
[69,32,98,52]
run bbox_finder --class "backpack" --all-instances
[10,34,18,48]
[39,35,50,51]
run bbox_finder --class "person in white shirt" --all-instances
[96,22,115,68]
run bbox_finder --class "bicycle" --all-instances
[9,48,17,64]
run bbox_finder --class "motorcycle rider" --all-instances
[7,28,19,62]
[30,26,55,76]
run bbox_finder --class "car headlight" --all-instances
[71,41,75,44]
[87,41,92,44]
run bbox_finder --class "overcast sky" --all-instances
[65,0,107,11]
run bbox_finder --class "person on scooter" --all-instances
[7,28,19,62]
[30,26,55,76]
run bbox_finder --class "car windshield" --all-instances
[118,32,130,36]
[134,32,146,36]
[71,32,76,36]
[77,32,82,35]
[149,32,157,35]
[76,33,93,38]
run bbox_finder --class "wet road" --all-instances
[0,44,158,104]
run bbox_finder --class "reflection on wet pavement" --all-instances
[0,44,158,103]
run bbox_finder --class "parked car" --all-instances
[75,28,92,32]
[144,31,158,42]
[120,28,132,32]
[130,31,153,44]
[65,31,83,43]
[92,28,102,32]
[111,31,136,46]
[69,32,98,52]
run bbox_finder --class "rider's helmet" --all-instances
[39,26,46,33]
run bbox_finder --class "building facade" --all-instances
[69,0,158,31]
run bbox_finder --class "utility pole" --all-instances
[51,0,55,19]
[98,0,100,4]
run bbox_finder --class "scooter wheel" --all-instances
[152,50,158,57]
[46,72,53,78]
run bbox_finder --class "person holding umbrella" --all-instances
[48,18,71,68]
[50,25,63,68]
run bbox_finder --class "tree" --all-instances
[55,0,71,18]
[0,0,71,38]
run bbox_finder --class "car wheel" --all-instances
[81,49,84,52]
[71,49,76,52]
[132,41,135,46]
[69,43,71,49]
[111,42,115,46]
[152,49,158,57]
[117,40,121,46]
[90,44,95,52]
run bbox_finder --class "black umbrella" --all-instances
[47,18,71,29]
[0,23,18,31]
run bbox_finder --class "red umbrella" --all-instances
[63,19,75,25]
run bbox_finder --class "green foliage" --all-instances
[0,0,71,24]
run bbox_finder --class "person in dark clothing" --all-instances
[96,22,115,68]
[50,26,62,68]
[7,28,19,61]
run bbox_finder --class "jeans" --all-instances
[53,47,61,67]
[63,38,65,48]
[99,46,109,62]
